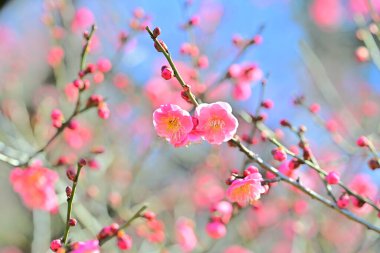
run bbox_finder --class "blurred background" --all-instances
[0,0,380,252]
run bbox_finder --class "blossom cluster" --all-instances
[153,101,238,147]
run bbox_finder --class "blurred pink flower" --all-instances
[224,245,252,253]
[349,174,377,211]
[232,83,251,101]
[65,82,79,103]
[349,0,380,14]
[71,7,95,32]
[71,240,100,253]
[64,124,92,149]
[195,102,238,144]
[153,104,193,147]
[192,173,225,208]
[309,0,343,28]
[10,163,58,212]
[175,217,198,252]
[136,219,165,243]
[226,169,265,206]
[211,201,233,224]
[205,220,226,239]
[47,46,64,67]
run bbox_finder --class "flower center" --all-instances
[167,117,181,132]
[208,118,225,131]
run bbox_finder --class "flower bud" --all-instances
[153,27,161,38]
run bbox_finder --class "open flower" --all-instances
[175,217,198,252]
[153,104,193,147]
[226,168,265,206]
[195,102,238,144]
[10,163,59,212]
[71,240,100,253]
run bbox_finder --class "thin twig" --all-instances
[145,26,380,234]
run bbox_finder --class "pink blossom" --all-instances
[113,73,129,89]
[64,124,92,149]
[153,104,193,147]
[356,135,369,147]
[175,217,198,252]
[271,147,287,162]
[337,194,350,209]
[161,66,174,80]
[51,108,64,128]
[232,83,251,101]
[97,101,110,119]
[71,240,100,253]
[309,0,342,28]
[192,173,225,208]
[65,82,79,103]
[226,169,265,206]
[326,171,340,185]
[211,201,233,224]
[47,46,64,67]
[224,245,252,253]
[205,220,226,239]
[197,55,209,69]
[309,103,320,113]
[10,164,58,212]
[195,102,238,144]
[349,0,380,15]
[349,174,377,208]
[355,46,370,62]
[96,58,112,73]
[71,8,95,32]
[117,231,132,250]
[50,239,62,252]
[136,219,165,243]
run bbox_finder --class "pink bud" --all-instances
[243,165,259,177]
[212,201,233,224]
[86,63,96,73]
[83,79,91,90]
[356,136,369,147]
[51,109,64,128]
[153,27,161,38]
[188,16,200,26]
[228,64,241,78]
[117,232,133,250]
[88,94,104,106]
[133,7,145,18]
[66,167,76,181]
[271,148,287,162]
[97,102,110,119]
[337,194,350,209]
[66,186,72,197]
[97,58,112,73]
[197,55,209,69]
[261,99,274,109]
[252,35,263,44]
[69,218,77,226]
[73,79,84,89]
[154,39,168,53]
[232,34,244,47]
[50,239,62,252]
[78,158,87,167]
[205,221,226,239]
[355,46,369,62]
[68,120,79,130]
[326,171,340,185]
[309,103,320,113]
[161,66,174,80]
[143,211,156,221]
